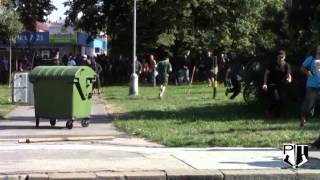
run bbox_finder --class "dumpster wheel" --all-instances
[50,119,57,127]
[66,120,74,129]
[81,119,90,128]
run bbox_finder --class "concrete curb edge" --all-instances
[1,169,320,180]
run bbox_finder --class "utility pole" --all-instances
[213,56,218,99]
[129,0,139,96]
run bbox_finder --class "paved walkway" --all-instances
[1,95,320,177]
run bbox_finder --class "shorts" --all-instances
[158,75,169,86]
[207,71,214,78]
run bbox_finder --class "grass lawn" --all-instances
[0,85,14,119]
[102,84,320,148]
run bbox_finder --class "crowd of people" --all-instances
[1,45,320,127]
[0,50,237,86]
[154,47,320,128]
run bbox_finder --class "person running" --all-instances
[225,53,242,99]
[262,50,292,117]
[157,52,172,99]
[300,45,320,127]
[205,51,215,87]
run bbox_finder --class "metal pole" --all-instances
[133,0,137,76]
[213,56,218,99]
[9,41,12,88]
[129,0,139,95]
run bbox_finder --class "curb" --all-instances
[1,169,320,180]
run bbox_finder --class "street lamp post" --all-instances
[129,0,139,96]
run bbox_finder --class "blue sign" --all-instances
[77,32,90,46]
[16,32,49,45]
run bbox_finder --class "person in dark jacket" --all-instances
[262,50,292,117]
[225,53,242,99]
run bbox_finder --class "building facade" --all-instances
[0,22,108,62]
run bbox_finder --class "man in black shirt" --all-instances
[262,50,292,117]
[225,53,242,99]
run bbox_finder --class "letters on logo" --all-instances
[283,144,308,168]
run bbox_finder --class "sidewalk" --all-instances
[1,95,320,179]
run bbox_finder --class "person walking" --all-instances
[88,57,103,94]
[0,56,9,83]
[177,50,191,85]
[148,54,157,87]
[262,50,292,117]
[141,58,149,84]
[67,55,77,66]
[300,45,320,126]
[218,52,228,87]
[157,52,172,99]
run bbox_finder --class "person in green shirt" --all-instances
[157,53,172,99]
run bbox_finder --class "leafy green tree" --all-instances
[0,4,22,86]
[285,1,320,60]
[65,0,286,58]
[0,5,22,42]
[15,0,56,31]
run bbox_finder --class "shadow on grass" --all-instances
[114,100,320,130]
[200,124,320,134]
[116,102,286,122]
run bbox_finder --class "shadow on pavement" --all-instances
[0,125,64,130]
[3,115,110,123]
[183,148,279,152]
[220,157,320,169]
[220,160,285,169]
[0,115,111,130]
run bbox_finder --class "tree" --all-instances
[284,0,320,60]
[14,0,56,31]
[0,6,22,42]
[65,0,286,58]
[0,4,22,86]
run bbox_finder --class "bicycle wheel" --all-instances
[243,84,259,104]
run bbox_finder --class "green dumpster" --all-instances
[29,66,96,129]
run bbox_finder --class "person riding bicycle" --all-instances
[262,50,292,117]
